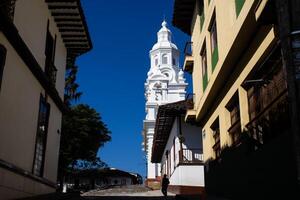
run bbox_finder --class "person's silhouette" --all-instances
[161,174,170,197]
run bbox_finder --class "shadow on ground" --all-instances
[84,195,201,200]
[19,193,202,200]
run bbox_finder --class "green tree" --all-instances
[59,104,111,169]
[64,64,82,106]
[58,104,111,188]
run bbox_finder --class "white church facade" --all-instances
[142,20,187,188]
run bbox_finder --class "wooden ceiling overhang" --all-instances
[45,0,92,63]
[151,100,189,163]
[172,0,196,35]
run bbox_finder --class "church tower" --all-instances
[142,20,187,188]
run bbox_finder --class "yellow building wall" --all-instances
[187,0,276,161]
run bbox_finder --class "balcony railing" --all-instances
[246,90,289,146]
[45,59,57,86]
[179,148,203,164]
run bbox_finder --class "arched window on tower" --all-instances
[162,54,168,64]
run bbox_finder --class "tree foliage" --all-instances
[59,104,111,171]
[64,64,82,106]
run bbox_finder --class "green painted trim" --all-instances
[211,46,219,72]
[202,73,208,92]
[200,11,205,31]
[235,0,245,17]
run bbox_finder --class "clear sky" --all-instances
[76,0,191,179]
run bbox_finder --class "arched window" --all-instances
[0,44,7,91]
[162,54,168,64]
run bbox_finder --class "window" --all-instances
[211,118,220,159]
[226,93,241,146]
[172,58,176,65]
[155,58,158,66]
[0,45,7,91]
[45,21,57,86]
[162,54,168,64]
[33,95,50,177]
[235,0,245,17]
[199,1,205,31]
[201,44,208,92]
[209,15,219,71]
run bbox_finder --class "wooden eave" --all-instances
[172,0,196,35]
[151,100,189,163]
[45,0,92,61]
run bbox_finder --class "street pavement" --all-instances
[20,185,228,200]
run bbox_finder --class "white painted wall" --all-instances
[169,165,205,187]
[160,116,204,187]
[181,118,203,150]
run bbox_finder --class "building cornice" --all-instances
[45,0,93,62]
[172,0,196,35]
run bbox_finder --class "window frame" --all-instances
[198,0,205,31]
[201,42,208,92]
[44,20,57,86]
[235,0,246,17]
[32,95,51,177]
[208,12,219,71]
[211,118,221,159]
[226,93,242,146]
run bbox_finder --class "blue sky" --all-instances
[76,0,191,179]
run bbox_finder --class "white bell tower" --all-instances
[142,20,187,186]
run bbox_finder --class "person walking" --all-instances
[161,174,170,197]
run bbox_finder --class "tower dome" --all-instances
[151,20,178,51]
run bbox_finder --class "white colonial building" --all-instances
[142,20,187,188]
[151,100,205,196]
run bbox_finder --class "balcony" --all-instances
[246,91,289,146]
[179,148,203,165]
[45,59,57,86]
[246,67,289,146]
[185,93,197,123]
[183,42,194,74]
